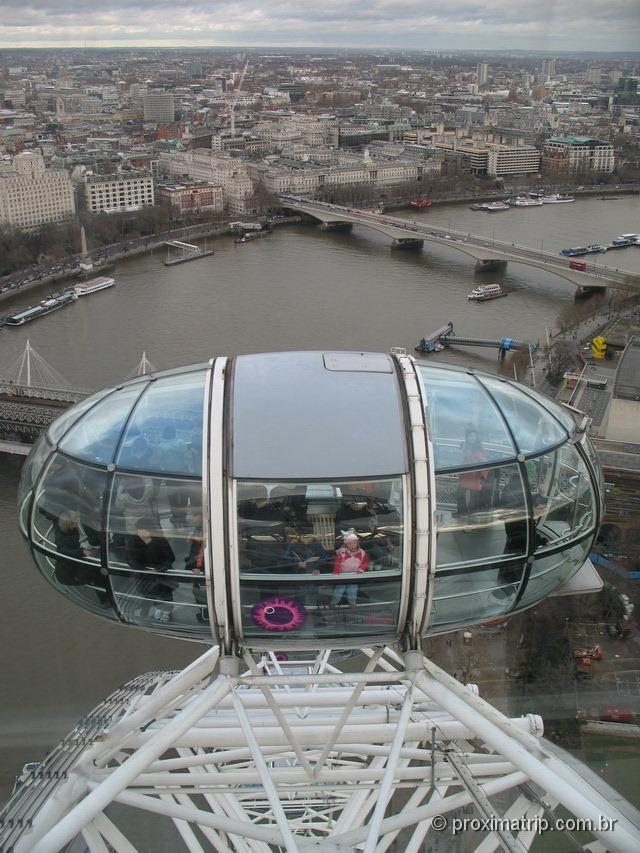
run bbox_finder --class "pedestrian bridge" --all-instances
[279,196,640,294]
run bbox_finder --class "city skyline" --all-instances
[0,0,639,52]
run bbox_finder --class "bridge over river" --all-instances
[279,196,640,295]
[0,341,94,454]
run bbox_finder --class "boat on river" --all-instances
[409,197,431,209]
[467,284,507,302]
[541,194,575,204]
[234,231,270,244]
[512,196,543,207]
[74,276,115,297]
[4,290,77,326]
[483,201,511,212]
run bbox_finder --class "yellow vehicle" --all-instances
[592,336,607,359]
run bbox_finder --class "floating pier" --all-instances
[163,239,214,266]
[415,322,454,352]
[416,323,536,359]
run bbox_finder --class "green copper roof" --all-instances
[547,135,608,145]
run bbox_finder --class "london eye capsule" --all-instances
[18,351,603,650]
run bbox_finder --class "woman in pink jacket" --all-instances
[330,533,370,607]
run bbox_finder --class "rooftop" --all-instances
[547,135,610,145]
[614,336,640,401]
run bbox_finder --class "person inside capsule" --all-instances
[237,479,403,635]
[330,532,370,608]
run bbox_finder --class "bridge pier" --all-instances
[475,259,507,273]
[392,238,424,250]
[320,221,353,233]
[575,285,606,299]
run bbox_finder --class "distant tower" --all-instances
[476,62,489,86]
[542,58,556,79]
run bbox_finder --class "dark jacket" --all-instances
[281,539,329,571]
[127,533,175,573]
[54,524,105,589]
[54,525,86,585]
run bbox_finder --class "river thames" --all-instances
[0,193,639,797]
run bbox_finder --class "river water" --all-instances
[1,194,639,798]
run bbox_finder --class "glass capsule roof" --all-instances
[417,364,576,471]
[46,360,576,478]
[52,367,208,475]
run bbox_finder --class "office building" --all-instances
[143,91,175,124]
[476,63,490,86]
[156,180,224,214]
[541,58,556,79]
[0,151,75,230]
[83,172,155,213]
[486,144,541,176]
[542,136,614,174]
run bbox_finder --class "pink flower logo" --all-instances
[251,597,306,632]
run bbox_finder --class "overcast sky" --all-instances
[0,0,638,52]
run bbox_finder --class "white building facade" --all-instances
[486,144,542,176]
[0,151,75,230]
[83,173,155,214]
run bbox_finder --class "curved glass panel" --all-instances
[32,454,107,563]
[59,383,147,466]
[418,367,515,471]
[18,433,52,529]
[47,387,115,445]
[582,436,605,508]
[110,573,210,634]
[107,473,203,571]
[518,539,592,609]
[478,376,567,455]
[237,478,403,641]
[526,444,596,552]
[435,463,528,568]
[116,371,206,476]
[429,561,525,629]
[518,385,577,434]
[32,548,116,620]
[106,470,207,635]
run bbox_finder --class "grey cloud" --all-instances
[0,0,638,49]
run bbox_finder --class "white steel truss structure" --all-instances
[2,645,640,853]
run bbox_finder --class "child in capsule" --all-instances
[331,532,370,608]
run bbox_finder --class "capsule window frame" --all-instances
[230,474,408,648]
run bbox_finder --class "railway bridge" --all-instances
[0,341,88,454]
[0,345,156,455]
[279,196,640,295]
[0,384,86,451]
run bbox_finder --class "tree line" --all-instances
[0,204,228,278]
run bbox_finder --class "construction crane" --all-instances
[229,59,249,138]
